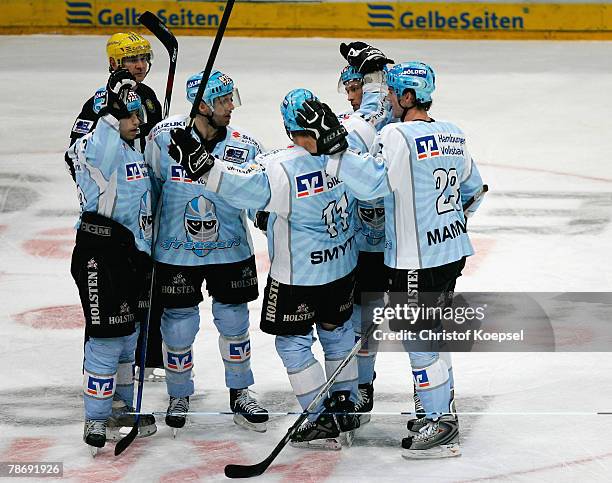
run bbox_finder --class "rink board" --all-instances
[1,0,612,39]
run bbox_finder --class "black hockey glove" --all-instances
[168,128,215,181]
[254,211,270,234]
[100,69,138,120]
[340,41,394,75]
[296,100,348,156]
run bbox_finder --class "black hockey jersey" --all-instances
[65,82,162,181]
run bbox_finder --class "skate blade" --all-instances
[106,423,157,441]
[172,428,179,439]
[89,446,99,457]
[233,414,267,433]
[402,443,461,460]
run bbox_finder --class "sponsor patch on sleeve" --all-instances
[72,119,94,135]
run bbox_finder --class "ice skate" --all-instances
[165,396,189,438]
[230,388,269,433]
[401,414,461,459]
[355,380,374,426]
[84,419,106,456]
[290,391,359,450]
[106,399,157,441]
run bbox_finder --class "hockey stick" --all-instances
[224,187,489,478]
[463,183,488,216]
[224,319,378,478]
[138,11,178,119]
[114,14,178,458]
[185,0,235,134]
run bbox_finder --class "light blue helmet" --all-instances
[185,69,241,108]
[337,65,364,93]
[124,90,143,113]
[280,88,318,135]
[92,87,142,115]
[385,62,435,103]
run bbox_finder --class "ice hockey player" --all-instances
[337,42,395,425]
[65,31,165,384]
[144,70,268,435]
[166,88,363,449]
[66,70,157,454]
[297,61,485,458]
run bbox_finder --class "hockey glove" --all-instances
[296,100,348,156]
[101,69,138,120]
[340,41,394,75]
[168,128,215,181]
[254,211,270,234]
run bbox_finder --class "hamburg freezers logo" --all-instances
[414,135,440,160]
[295,170,325,198]
[86,375,114,397]
[412,369,430,388]
[167,351,193,371]
[126,162,148,181]
[229,340,251,360]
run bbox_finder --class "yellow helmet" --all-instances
[106,32,153,71]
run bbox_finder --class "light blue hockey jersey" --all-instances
[145,115,261,266]
[201,146,359,286]
[339,88,395,254]
[66,114,153,254]
[328,118,484,270]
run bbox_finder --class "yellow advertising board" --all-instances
[0,1,611,39]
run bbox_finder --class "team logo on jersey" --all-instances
[170,165,193,183]
[166,350,193,372]
[412,369,430,388]
[126,162,147,181]
[229,340,251,360]
[172,273,187,286]
[72,118,94,134]
[414,135,440,160]
[85,375,114,398]
[295,171,325,198]
[138,191,153,241]
[223,145,249,164]
[184,196,219,257]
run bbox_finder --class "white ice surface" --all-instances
[0,36,612,482]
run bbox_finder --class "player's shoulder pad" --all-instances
[255,146,304,168]
[342,113,376,149]
[227,126,263,150]
[136,82,159,101]
[147,114,187,141]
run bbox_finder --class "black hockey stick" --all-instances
[224,321,378,478]
[224,186,489,477]
[138,11,178,119]
[185,0,235,134]
[114,14,178,458]
[463,183,488,216]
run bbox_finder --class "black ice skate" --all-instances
[106,399,157,441]
[165,396,189,438]
[355,374,376,425]
[230,388,269,433]
[290,391,360,450]
[83,419,106,457]
[401,414,461,459]
[408,387,458,435]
